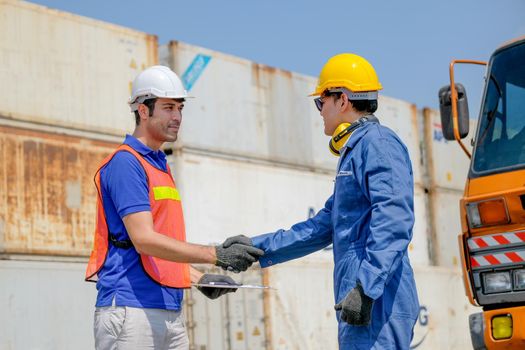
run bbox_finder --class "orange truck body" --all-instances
[446,36,525,349]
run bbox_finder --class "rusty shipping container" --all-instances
[0,125,117,256]
[0,0,156,136]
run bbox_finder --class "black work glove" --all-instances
[197,274,238,300]
[334,282,374,326]
[215,235,264,273]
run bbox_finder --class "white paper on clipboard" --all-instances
[192,282,274,290]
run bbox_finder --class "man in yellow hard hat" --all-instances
[221,53,420,349]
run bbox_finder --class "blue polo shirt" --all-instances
[95,134,183,310]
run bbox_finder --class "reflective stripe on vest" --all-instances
[85,144,191,288]
[153,186,181,201]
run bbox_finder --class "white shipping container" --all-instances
[184,266,267,350]
[0,259,96,350]
[167,150,429,266]
[429,188,464,269]
[421,108,478,191]
[377,96,423,186]
[412,265,478,349]
[411,185,432,266]
[168,150,335,248]
[0,257,475,349]
[161,41,424,185]
[0,0,156,135]
[188,257,478,350]
[251,260,475,350]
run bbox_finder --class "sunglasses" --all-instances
[313,89,344,111]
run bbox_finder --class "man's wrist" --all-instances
[208,245,218,265]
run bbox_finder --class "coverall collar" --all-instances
[339,115,379,158]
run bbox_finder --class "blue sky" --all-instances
[30,0,524,115]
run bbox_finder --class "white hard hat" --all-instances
[128,65,190,112]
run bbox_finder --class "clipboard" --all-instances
[192,282,274,290]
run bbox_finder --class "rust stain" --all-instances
[0,125,118,256]
[147,34,159,65]
[251,62,261,87]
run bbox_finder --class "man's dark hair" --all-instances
[134,98,157,126]
[327,90,378,114]
[350,99,378,114]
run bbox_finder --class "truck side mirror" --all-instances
[438,83,470,140]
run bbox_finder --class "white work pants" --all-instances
[94,305,189,350]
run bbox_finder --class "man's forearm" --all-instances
[123,211,217,264]
[132,229,216,264]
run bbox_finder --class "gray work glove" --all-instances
[197,274,238,300]
[215,235,264,273]
[334,282,374,326]
[222,235,253,248]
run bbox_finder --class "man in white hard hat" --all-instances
[85,65,263,349]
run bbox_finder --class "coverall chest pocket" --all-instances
[334,170,365,227]
[335,171,361,201]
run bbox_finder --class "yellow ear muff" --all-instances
[329,123,351,156]
[328,116,378,156]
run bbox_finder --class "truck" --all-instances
[438,36,525,349]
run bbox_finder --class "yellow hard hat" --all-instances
[310,53,383,96]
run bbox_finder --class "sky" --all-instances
[30,0,525,116]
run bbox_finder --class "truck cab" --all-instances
[439,37,525,349]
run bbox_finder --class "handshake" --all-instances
[214,235,264,272]
[196,235,264,300]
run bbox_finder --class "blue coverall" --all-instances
[252,119,420,349]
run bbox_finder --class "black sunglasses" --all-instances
[313,89,344,111]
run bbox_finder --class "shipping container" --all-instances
[411,265,478,349]
[160,41,424,186]
[185,266,267,350]
[0,0,156,135]
[420,108,479,268]
[168,149,333,246]
[0,258,475,350]
[421,108,477,191]
[0,3,477,348]
[166,149,430,266]
[0,258,97,350]
[0,125,117,256]
[428,188,464,269]
[411,185,432,266]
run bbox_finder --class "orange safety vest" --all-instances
[85,144,191,288]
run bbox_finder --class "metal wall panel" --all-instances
[422,108,478,191]
[0,0,157,135]
[0,125,117,256]
[411,265,478,350]
[0,259,96,350]
[429,188,465,269]
[184,265,267,350]
[167,150,335,249]
[263,259,476,350]
[166,150,430,266]
[411,185,431,266]
[0,258,476,350]
[161,41,424,185]
[377,96,423,186]
[264,257,338,350]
